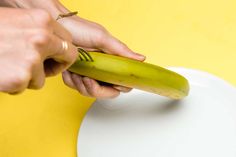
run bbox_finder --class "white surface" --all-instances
[77,68,236,157]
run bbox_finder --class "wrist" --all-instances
[6,0,70,19]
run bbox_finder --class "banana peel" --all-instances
[68,51,189,99]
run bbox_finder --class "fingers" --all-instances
[0,9,79,93]
[42,34,78,76]
[46,34,77,63]
[28,63,45,89]
[57,17,143,97]
[113,85,132,93]
[82,77,121,98]
[27,10,78,77]
[60,16,146,62]
[62,71,76,89]
[71,74,90,97]
[99,35,146,61]
[0,66,31,94]
[62,72,123,98]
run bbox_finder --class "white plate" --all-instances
[77,68,236,157]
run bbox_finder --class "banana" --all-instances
[68,51,189,99]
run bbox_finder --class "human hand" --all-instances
[4,0,146,98]
[0,8,77,94]
[58,15,146,98]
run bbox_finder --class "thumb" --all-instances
[100,35,146,61]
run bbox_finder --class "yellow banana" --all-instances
[68,51,189,99]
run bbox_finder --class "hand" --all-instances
[59,16,146,98]
[4,0,146,98]
[0,8,77,94]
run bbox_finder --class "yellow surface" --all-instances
[1,0,236,157]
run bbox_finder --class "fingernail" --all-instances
[113,86,123,91]
[135,53,146,60]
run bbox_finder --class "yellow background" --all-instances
[1,0,236,156]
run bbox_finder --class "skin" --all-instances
[0,7,77,94]
[0,0,146,98]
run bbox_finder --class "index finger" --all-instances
[42,34,78,76]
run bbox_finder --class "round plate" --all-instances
[77,68,236,157]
